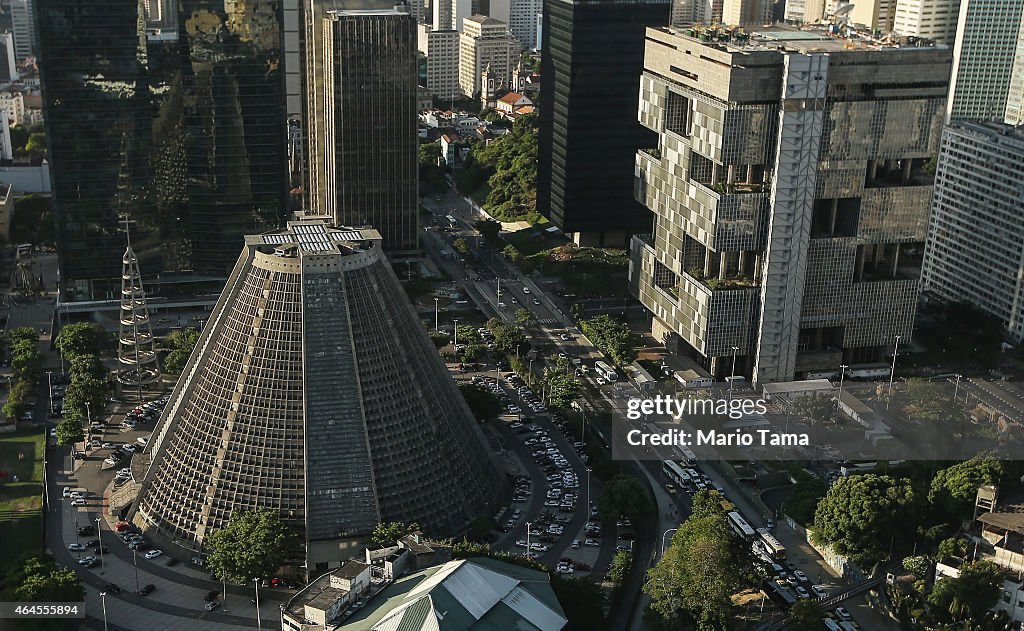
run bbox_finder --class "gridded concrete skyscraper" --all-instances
[132,219,500,571]
[628,26,951,384]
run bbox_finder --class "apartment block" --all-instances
[629,25,950,383]
[458,15,518,97]
[10,0,34,61]
[921,123,1024,341]
[418,24,461,99]
[850,0,897,32]
[947,0,1024,122]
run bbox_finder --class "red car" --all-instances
[115,523,131,532]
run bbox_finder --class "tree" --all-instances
[55,323,107,358]
[55,418,84,446]
[903,555,933,579]
[609,550,632,586]
[545,372,580,409]
[10,195,55,245]
[903,378,969,437]
[10,555,84,602]
[787,600,824,631]
[813,474,921,567]
[645,509,741,629]
[550,575,607,630]
[25,132,46,155]
[790,392,835,425]
[69,354,105,382]
[489,322,528,355]
[782,469,828,526]
[461,343,483,362]
[62,377,109,424]
[455,325,480,345]
[690,489,726,520]
[163,327,201,375]
[937,537,969,560]
[570,303,585,322]
[458,383,503,422]
[370,522,421,547]
[206,508,297,582]
[580,315,637,366]
[927,560,1002,622]
[515,308,535,326]
[929,459,1003,521]
[453,238,471,258]
[598,474,654,523]
[475,219,501,242]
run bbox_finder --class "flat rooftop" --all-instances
[660,23,948,54]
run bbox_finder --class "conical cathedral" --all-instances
[131,218,500,570]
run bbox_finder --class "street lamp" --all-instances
[95,517,104,569]
[887,335,902,409]
[954,374,962,402]
[100,592,109,631]
[453,319,460,348]
[132,549,140,593]
[729,346,739,399]
[585,468,591,515]
[526,521,532,557]
[254,578,262,629]
[434,297,439,332]
[661,528,678,556]
[46,370,54,415]
[838,364,849,401]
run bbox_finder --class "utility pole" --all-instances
[887,334,901,409]
[729,346,739,399]
[838,364,848,401]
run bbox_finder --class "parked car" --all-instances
[144,549,163,559]
[139,584,156,596]
[204,601,221,612]
[103,583,121,595]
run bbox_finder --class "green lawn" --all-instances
[0,429,46,576]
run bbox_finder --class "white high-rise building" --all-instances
[506,0,541,50]
[418,23,461,99]
[10,0,34,62]
[892,0,961,43]
[922,122,1024,341]
[784,0,825,23]
[721,0,770,25]
[1007,35,1024,124]
[672,0,714,25]
[849,0,897,32]
[458,15,517,97]
[947,0,1024,122]
[434,0,472,31]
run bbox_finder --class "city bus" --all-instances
[758,530,786,561]
[727,511,756,539]
[662,460,691,489]
[595,361,618,382]
[679,446,698,466]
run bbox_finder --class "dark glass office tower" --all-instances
[35,0,289,301]
[537,0,669,246]
[322,7,419,251]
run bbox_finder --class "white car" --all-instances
[529,543,549,552]
[533,298,541,305]
[68,543,86,551]
[811,585,828,598]
[835,607,852,621]
[584,538,600,547]
[70,499,87,506]
[596,377,606,386]
[102,442,117,449]
[144,549,163,559]
[522,287,530,294]
[78,555,97,565]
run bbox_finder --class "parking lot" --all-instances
[461,366,620,582]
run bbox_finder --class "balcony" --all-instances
[682,267,759,292]
[639,147,662,160]
[705,181,769,195]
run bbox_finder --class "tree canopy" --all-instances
[55,323,107,358]
[645,507,742,629]
[206,508,298,582]
[486,319,529,355]
[455,114,538,222]
[370,522,421,547]
[580,315,637,366]
[927,560,1002,623]
[598,473,654,523]
[458,383,503,422]
[929,459,1003,521]
[787,600,825,631]
[813,474,921,567]
[790,392,835,425]
[163,327,200,375]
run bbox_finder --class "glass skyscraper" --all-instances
[35,0,288,301]
[537,0,669,246]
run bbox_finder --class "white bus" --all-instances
[679,446,698,466]
[727,511,756,539]
[595,361,618,382]
[662,460,691,489]
[758,530,786,560]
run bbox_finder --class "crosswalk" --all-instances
[536,318,558,325]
